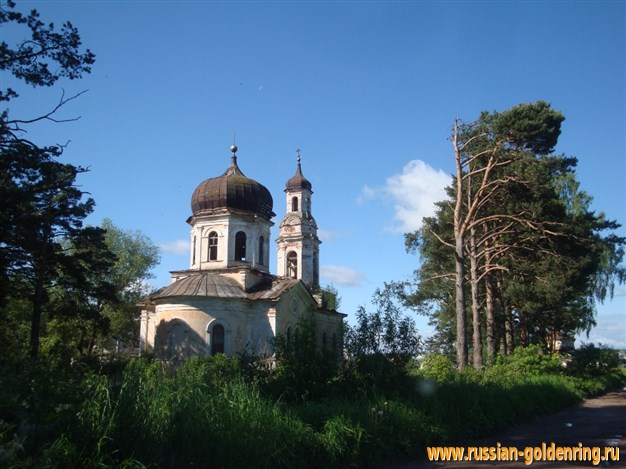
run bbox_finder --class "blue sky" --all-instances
[4,1,625,347]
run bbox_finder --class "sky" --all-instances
[3,0,625,347]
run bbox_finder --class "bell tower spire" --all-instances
[276,151,320,289]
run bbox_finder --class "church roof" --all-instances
[150,271,300,301]
[285,154,312,191]
[191,146,275,221]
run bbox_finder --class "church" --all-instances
[139,145,345,359]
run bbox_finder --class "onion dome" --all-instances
[285,152,312,191]
[191,145,274,220]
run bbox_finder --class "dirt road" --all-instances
[391,388,626,468]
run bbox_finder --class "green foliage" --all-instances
[0,0,95,103]
[570,343,621,376]
[100,218,160,345]
[489,344,564,377]
[270,312,338,401]
[344,289,421,362]
[320,283,341,311]
[2,347,625,468]
[1,0,99,361]
[490,100,564,154]
[339,290,421,396]
[398,102,625,365]
[418,353,456,383]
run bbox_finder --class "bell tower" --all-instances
[276,151,320,289]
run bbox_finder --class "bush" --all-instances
[418,353,456,383]
[482,345,563,385]
[570,343,621,376]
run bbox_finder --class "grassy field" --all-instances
[1,345,624,468]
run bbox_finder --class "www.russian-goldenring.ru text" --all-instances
[426,442,619,466]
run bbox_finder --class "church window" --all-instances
[287,251,297,279]
[286,326,291,345]
[192,236,197,265]
[235,231,246,261]
[322,332,328,349]
[208,231,218,261]
[168,322,188,359]
[211,324,225,355]
[291,196,298,212]
[259,236,264,265]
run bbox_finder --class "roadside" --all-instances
[389,388,626,468]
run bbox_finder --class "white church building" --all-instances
[139,145,345,359]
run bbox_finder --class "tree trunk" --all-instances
[454,235,468,369]
[504,306,514,355]
[470,227,482,369]
[484,232,496,364]
[453,119,468,370]
[485,274,496,363]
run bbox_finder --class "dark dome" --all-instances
[191,150,274,220]
[285,158,312,191]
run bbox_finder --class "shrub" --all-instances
[570,343,621,376]
[418,353,456,383]
[483,345,563,385]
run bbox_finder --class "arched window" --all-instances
[259,236,264,265]
[235,231,246,261]
[286,326,291,345]
[211,324,225,355]
[287,251,298,279]
[192,236,197,265]
[168,322,188,359]
[291,196,299,212]
[208,231,218,261]
[322,332,328,349]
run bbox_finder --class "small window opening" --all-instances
[291,196,299,212]
[192,236,197,265]
[287,251,298,279]
[208,231,218,261]
[211,324,225,355]
[235,231,246,261]
[259,236,264,265]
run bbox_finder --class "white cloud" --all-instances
[160,239,189,255]
[576,313,626,349]
[317,229,335,242]
[359,160,451,233]
[318,228,350,243]
[321,265,367,287]
[356,185,377,205]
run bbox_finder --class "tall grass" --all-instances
[4,350,624,468]
[71,358,322,468]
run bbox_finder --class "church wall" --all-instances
[274,285,344,354]
[190,212,272,273]
[149,297,276,359]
